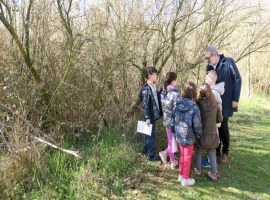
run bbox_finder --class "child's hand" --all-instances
[146,119,151,126]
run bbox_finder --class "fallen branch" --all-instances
[33,137,81,158]
[0,102,81,159]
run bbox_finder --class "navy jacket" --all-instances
[206,54,242,118]
[138,84,163,121]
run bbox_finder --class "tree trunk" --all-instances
[247,54,251,97]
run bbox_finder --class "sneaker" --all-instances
[171,160,178,169]
[194,168,201,176]
[181,178,195,187]
[178,174,184,182]
[159,151,168,163]
[220,154,228,163]
[207,171,218,181]
[201,158,211,168]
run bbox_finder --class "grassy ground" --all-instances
[124,96,270,199]
[1,96,269,199]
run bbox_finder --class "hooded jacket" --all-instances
[161,85,181,127]
[170,98,202,145]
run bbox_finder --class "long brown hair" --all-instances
[182,82,197,101]
[198,83,217,107]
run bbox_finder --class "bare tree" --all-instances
[0,0,50,105]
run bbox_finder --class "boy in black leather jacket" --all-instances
[139,67,162,161]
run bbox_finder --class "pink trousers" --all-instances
[179,144,194,179]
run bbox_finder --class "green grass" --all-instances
[0,129,145,199]
[124,96,270,199]
[1,96,269,199]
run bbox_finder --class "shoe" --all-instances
[181,178,195,187]
[171,160,178,169]
[220,154,228,163]
[207,171,218,181]
[201,158,211,168]
[148,155,161,161]
[178,174,184,182]
[142,149,148,155]
[159,151,168,163]
[194,168,201,176]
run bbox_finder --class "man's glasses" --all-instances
[205,55,213,60]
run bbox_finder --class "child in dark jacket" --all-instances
[139,67,162,161]
[170,82,202,187]
[195,83,223,181]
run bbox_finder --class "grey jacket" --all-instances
[161,85,181,127]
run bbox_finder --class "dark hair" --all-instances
[182,82,197,101]
[143,67,158,79]
[163,72,177,93]
[198,83,218,107]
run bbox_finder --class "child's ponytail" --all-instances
[163,72,177,94]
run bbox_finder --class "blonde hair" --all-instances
[207,70,218,81]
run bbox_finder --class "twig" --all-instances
[0,129,21,160]
[33,137,81,158]
[256,166,265,171]
[15,146,31,153]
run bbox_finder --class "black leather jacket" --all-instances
[139,84,163,121]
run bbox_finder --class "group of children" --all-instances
[139,67,225,187]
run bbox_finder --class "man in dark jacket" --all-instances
[205,46,242,163]
[139,67,163,161]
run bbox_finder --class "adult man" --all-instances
[205,46,242,163]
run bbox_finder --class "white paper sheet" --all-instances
[137,121,152,136]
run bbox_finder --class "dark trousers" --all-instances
[143,120,156,158]
[217,117,230,156]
